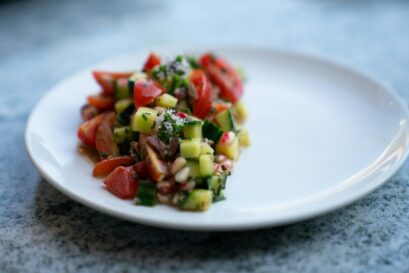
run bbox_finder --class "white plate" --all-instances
[26,46,409,230]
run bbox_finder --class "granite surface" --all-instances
[1,0,409,272]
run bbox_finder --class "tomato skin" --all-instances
[87,95,115,111]
[93,156,135,177]
[92,71,134,96]
[104,166,139,199]
[143,53,160,72]
[176,112,188,119]
[133,79,164,107]
[77,113,106,147]
[95,112,119,158]
[189,69,213,119]
[199,53,243,103]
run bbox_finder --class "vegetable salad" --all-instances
[77,52,250,211]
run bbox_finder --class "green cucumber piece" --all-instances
[113,126,135,144]
[115,78,131,99]
[136,180,157,206]
[180,138,201,158]
[237,128,251,147]
[115,99,133,114]
[183,122,202,139]
[186,160,201,178]
[207,172,227,196]
[215,135,240,160]
[128,72,147,94]
[233,101,247,123]
[199,154,214,177]
[180,189,213,211]
[155,94,178,108]
[215,109,236,132]
[200,142,214,155]
[202,120,223,144]
[131,107,157,133]
[116,101,135,126]
[213,190,226,202]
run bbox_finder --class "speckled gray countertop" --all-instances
[1,0,409,272]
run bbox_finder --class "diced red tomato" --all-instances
[143,53,161,72]
[189,69,213,119]
[93,156,135,177]
[176,112,188,119]
[92,71,134,96]
[104,166,139,199]
[95,113,119,158]
[199,53,243,103]
[133,79,164,108]
[77,113,106,147]
[87,95,115,111]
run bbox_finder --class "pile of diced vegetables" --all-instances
[77,52,250,211]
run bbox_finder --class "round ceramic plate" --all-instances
[26,46,409,230]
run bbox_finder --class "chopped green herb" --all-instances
[184,119,201,127]
[142,112,151,121]
[187,56,200,69]
[157,110,186,143]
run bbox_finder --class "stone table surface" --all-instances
[1,0,409,272]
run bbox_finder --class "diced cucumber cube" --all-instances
[233,101,248,123]
[180,138,201,158]
[200,142,214,155]
[115,99,133,114]
[186,160,201,178]
[116,103,135,126]
[155,94,178,108]
[113,126,134,144]
[238,128,251,147]
[199,154,214,177]
[128,72,147,93]
[207,172,227,196]
[183,122,202,139]
[215,109,236,132]
[180,189,213,211]
[131,107,157,134]
[216,137,240,160]
[136,180,157,207]
[202,120,223,143]
[213,190,226,202]
[115,78,131,99]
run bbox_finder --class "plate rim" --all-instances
[25,45,409,231]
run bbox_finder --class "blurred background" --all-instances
[2,0,409,114]
[1,0,409,272]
